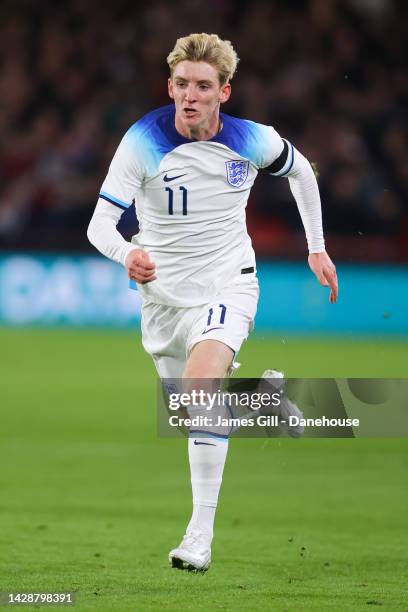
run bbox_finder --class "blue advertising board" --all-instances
[0,254,407,335]
[256,261,408,335]
[0,254,141,327]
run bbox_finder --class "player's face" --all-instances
[168,61,231,138]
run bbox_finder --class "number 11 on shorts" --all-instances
[207,304,227,326]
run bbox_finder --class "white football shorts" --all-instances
[140,272,259,378]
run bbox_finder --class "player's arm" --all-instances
[87,201,156,283]
[87,128,156,283]
[266,138,338,303]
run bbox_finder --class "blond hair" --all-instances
[167,33,239,86]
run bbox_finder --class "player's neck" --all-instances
[175,114,222,141]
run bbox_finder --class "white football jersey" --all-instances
[99,104,293,307]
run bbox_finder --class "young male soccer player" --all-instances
[87,33,338,572]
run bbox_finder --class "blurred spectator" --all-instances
[0,0,407,260]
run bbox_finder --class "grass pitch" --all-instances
[1,328,407,611]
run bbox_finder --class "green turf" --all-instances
[1,329,407,611]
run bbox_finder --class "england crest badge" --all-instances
[225,160,249,188]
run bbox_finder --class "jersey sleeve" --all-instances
[99,129,143,210]
[245,121,294,176]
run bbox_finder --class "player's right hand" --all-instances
[125,248,156,284]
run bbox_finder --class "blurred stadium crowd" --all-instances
[0,0,406,260]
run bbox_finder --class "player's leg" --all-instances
[141,301,233,571]
[170,279,259,572]
[169,340,233,572]
[141,301,216,571]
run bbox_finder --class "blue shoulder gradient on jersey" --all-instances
[99,105,180,210]
[127,106,289,171]
[123,105,179,175]
[214,114,293,173]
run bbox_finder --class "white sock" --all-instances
[187,504,216,538]
[187,436,229,538]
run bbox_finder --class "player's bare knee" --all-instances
[183,340,233,379]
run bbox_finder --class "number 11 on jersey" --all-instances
[165,186,188,215]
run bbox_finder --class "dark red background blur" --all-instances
[0,0,406,261]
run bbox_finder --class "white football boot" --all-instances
[262,369,304,438]
[169,529,211,572]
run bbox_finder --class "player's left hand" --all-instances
[308,251,338,303]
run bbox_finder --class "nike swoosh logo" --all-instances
[163,173,187,182]
[194,440,216,446]
[202,326,223,334]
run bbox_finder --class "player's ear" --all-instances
[219,82,231,104]
[168,78,174,99]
